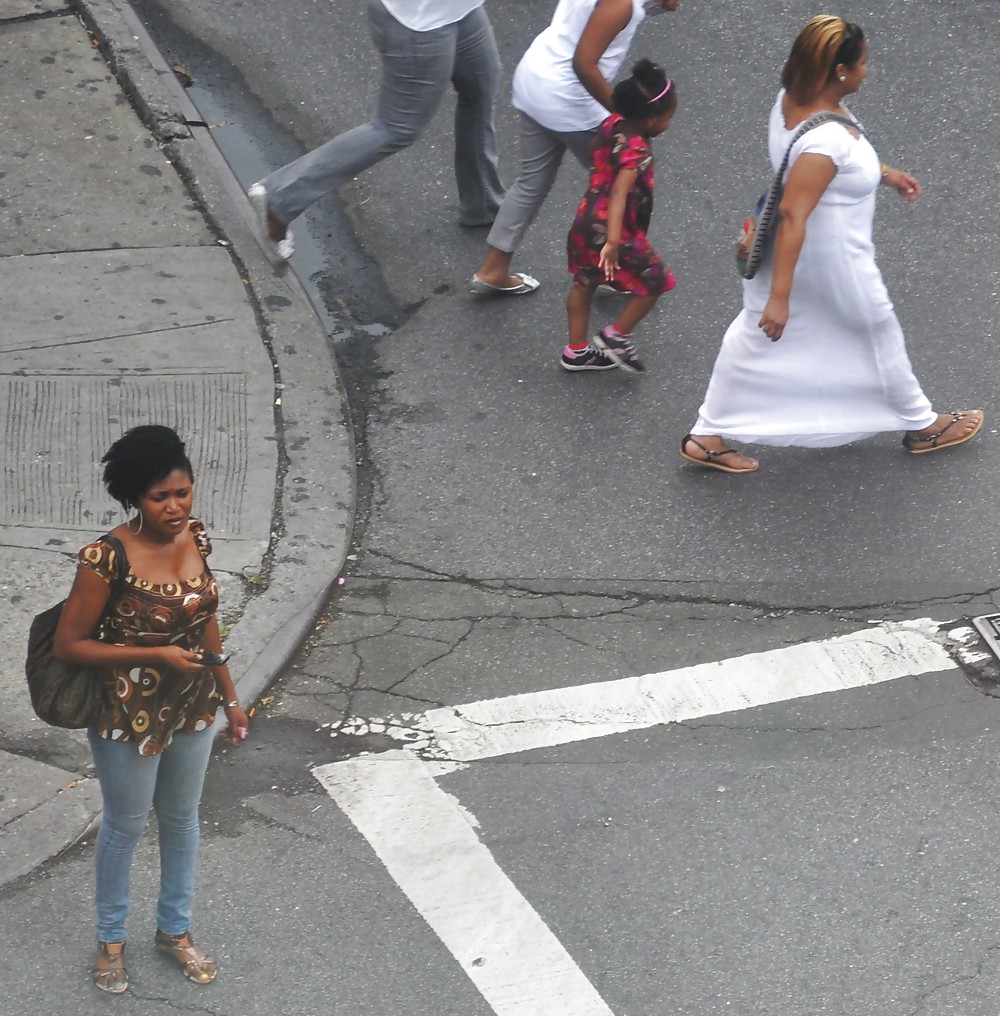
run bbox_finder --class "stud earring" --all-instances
[839,75,846,82]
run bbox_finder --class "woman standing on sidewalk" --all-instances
[248,0,505,260]
[470,0,681,296]
[54,426,248,993]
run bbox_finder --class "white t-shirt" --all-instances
[512,0,647,132]
[379,0,484,32]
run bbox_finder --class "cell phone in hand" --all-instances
[201,651,230,666]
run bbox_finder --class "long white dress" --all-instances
[692,91,936,447]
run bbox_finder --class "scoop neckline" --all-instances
[125,566,210,592]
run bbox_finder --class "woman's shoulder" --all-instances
[792,120,858,165]
[77,532,125,584]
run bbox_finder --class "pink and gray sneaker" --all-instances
[561,344,617,372]
[592,326,645,374]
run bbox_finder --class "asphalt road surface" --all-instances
[134,0,999,599]
[6,2,999,1013]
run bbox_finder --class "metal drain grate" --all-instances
[972,614,1000,663]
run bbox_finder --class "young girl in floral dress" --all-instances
[563,59,678,374]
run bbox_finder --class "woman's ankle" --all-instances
[477,247,514,284]
[265,209,287,243]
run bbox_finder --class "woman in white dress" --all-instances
[681,15,983,474]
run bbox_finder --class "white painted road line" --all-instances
[313,620,963,1016]
[314,752,615,1016]
[335,620,959,762]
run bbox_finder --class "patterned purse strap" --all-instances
[98,533,129,599]
[775,111,864,182]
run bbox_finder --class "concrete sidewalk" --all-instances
[0,0,353,885]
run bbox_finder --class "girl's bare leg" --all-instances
[567,283,596,347]
[611,293,659,334]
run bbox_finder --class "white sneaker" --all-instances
[248,182,294,261]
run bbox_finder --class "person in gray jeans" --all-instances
[470,0,681,296]
[249,0,504,261]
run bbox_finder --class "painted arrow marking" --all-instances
[313,619,968,1016]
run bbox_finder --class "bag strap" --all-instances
[775,111,863,182]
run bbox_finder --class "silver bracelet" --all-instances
[225,699,239,709]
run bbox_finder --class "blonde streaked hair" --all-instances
[781,15,865,104]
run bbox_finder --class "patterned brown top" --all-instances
[77,519,222,755]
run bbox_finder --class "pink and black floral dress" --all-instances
[567,113,676,297]
[77,519,223,755]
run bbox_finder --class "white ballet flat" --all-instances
[469,272,540,296]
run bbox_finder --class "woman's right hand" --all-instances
[759,296,789,341]
[153,644,208,674]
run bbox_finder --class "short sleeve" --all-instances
[793,122,855,169]
[77,540,120,586]
[612,133,653,175]
[189,518,212,559]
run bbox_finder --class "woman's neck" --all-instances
[789,84,847,117]
[124,518,186,549]
[782,86,849,129]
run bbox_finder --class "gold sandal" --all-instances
[902,409,984,454]
[680,434,759,474]
[94,940,128,994]
[155,929,218,984]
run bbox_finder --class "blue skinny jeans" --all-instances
[88,726,214,943]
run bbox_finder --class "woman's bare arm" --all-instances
[758,152,837,341]
[572,0,634,112]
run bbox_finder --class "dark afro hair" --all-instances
[611,58,677,120]
[101,425,194,509]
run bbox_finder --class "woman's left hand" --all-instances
[759,296,789,341]
[219,704,249,746]
[883,166,921,202]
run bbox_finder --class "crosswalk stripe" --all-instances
[332,619,959,763]
[313,619,963,1016]
[315,753,615,1016]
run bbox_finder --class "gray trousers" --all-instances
[485,112,597,254]
[264,0,504,226]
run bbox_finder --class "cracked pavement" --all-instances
[273,575,1000,737]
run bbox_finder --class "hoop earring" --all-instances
[129,509,143,535]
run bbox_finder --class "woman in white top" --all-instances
[248,0,504,261]
[681,16,982,473]
[471,0,680,295]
